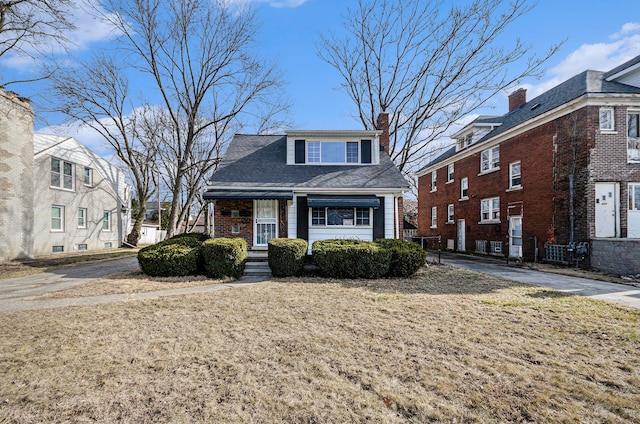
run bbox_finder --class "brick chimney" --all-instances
[376,112,390,153]
[508,88,527,112]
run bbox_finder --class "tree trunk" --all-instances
[126,206,146,246]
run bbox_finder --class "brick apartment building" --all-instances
[416,55,640,274]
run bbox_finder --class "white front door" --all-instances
[457,219,465,252]
[595,183,617,238]
[254,199,278,247]
[509,216,523,258]
[629,183,640,238]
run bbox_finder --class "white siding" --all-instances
[288,196,298,237]
[384,195,394,238]
[308,227,372,253]
[286,138,295,165]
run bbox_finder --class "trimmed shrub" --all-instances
[137,242,200,277]
[312,239,391,279]
[375,239,427,277]
[202,238,247,279]
[268,238,308,277]
[167,232,210,242]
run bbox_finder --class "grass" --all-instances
[0,249,138,280]
[0,265,638,422]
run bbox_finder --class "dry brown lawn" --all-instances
[0,265,638,423]
[26,269,227,299]
[0,250,138,280]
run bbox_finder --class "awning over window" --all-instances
[306,194,380,208]
[203,189,293,200]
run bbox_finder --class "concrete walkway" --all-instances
[0,257,268,313]
[437,251,640,309]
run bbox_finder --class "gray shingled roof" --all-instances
[207,134,409,190]
[421,63,640,171]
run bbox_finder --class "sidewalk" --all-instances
[436,251,640,309]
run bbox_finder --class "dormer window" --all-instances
[296,139,372,164]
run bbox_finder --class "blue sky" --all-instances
[2,0,640,155]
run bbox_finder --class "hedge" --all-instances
[268,238,308,277]
[202,238,247,279]
[374,239,427,277]
[166,232,210,242]
[137,242,200,277]
[312,239,391,279]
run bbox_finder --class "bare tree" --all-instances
[51,55,157,245]
[92,0,289,237]
[0,0,74,85]
[318,0,560,183]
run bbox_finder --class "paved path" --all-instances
[437,252,640,309]
[0,257,268,313]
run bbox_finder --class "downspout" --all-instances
[569,174,575,245]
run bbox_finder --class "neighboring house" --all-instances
[416,55,640,274]
[403,220,418,240]
[204,113,409,252]
[33,134,131,256]
[0,87,131,259]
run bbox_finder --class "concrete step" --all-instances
[247,251,268,262]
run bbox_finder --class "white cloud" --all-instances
[523,23,640,99]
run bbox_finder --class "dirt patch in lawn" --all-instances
[0,265,638,423]
[0,249,138,280]
[26,269,228,299]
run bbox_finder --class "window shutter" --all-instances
[296,196,308,240]
[295,140,305,163]
[361,140,372,164]
[373,196,385,240]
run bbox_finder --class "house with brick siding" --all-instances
[416,55,640,275]
[203,113,409,252]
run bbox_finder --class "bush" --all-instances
[202,238,247,279]
[137,242,200,277]
[268,238,308,277]
[375,239,427,277]
[166,232,210,242]
[312,239,391,279]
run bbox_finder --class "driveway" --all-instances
[437,252,640,309]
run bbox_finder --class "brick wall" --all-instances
[0,89,35,259]
[213,199,289,248]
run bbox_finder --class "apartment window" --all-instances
[431,170,437,191]
[311,207,326,225]
[52,245,64,253]
[509,161,522,189]
[447,164,454,182]
[480,146,500,172]
[231,210,240,218]
[431,206,437,228]
[628,111,640,162]
[447,204,454,223]
[231,224,240,234]
[355,208,370,226]
[78,208,87,228]
[102,211,111,231]
[310,207,371,227]
[51,158,74,190]
[52,206,64,231]
[599,108,614,131]
[83,167,92,186]
[460,177,469,199]
[77,244,87,251]
[481,197,500,222]
[306,141,360,164]
[104,242,112,248]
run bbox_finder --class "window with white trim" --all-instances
[83,167,92,186]
[480,146,500,172]
[306,141,360,164]
[431,170,437,191]
[102,211,111,231]
[628,111,640,163]
[460,177,468,199]
[447,204,454,223]
[52,206,64,231]
[447,163,454,182]
[78,208,87,228]
[599,108,614,131]
[310,207,371,227]
[431,206,437,228]
[51,158,74,190]
[509,161,521,189]
[480,197,500,222]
